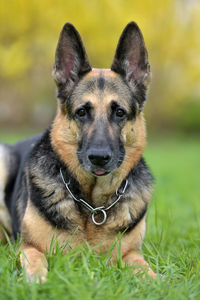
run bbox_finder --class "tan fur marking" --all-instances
[85,215,147,263]
[21,201,56,253]
[0,153,8,187]
[121,216,146,253]
[51,108,94,196]
[121,217,156,278]
[21,200,84,252]
[115,113,146,178]
[86,68,118,79]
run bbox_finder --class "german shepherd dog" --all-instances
[0,22,156,281]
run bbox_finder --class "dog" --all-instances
[0,21,156,282]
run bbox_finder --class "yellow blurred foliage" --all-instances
[0,0,200,131]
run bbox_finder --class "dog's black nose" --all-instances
[88,149,111,167]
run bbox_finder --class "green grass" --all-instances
[0,133,200,299]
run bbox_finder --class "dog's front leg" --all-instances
[122,251,156,279]
[20,245,48,283]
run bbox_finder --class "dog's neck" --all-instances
[90,173,127,207]
[57,149,143,207]
[80,144,144,206]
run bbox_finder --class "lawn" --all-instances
[0,132,200,300]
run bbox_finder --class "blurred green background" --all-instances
[0,0,200,134]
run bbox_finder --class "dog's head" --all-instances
[51,22,150,178]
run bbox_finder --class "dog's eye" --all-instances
[76,108,86,118]
[115,108,126,118]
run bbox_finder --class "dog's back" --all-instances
[0,135,42,240]
[0,143,18,239]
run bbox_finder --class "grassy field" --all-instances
[0,132,200,300]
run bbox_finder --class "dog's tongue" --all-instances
[94,170,106,176]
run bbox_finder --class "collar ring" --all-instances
[91,209,107,226]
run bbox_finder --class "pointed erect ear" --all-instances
[111,22,151,107]
[52,23,91,100]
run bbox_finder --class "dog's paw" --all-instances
[133,265,157,280]
[146,268,157,280]
[20,248,48,283]
[24,267,48,283]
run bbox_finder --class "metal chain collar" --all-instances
[60,169,128,226]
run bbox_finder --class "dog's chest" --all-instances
[52,202,132,254]
[57,195,131,226]
[59,198,132,240]
[28,199,132,251]
[22,192,142,256]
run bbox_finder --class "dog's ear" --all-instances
[52,23,91,101]
[111,22,150,109]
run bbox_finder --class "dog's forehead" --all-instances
[70,68,132,107]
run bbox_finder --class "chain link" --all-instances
[60,169,128,226]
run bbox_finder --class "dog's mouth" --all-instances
[92,169,109,176]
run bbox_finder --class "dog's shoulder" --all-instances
[6,131,51,236]
[130,157,154,187]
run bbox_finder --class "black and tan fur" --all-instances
[0,22,156,281]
